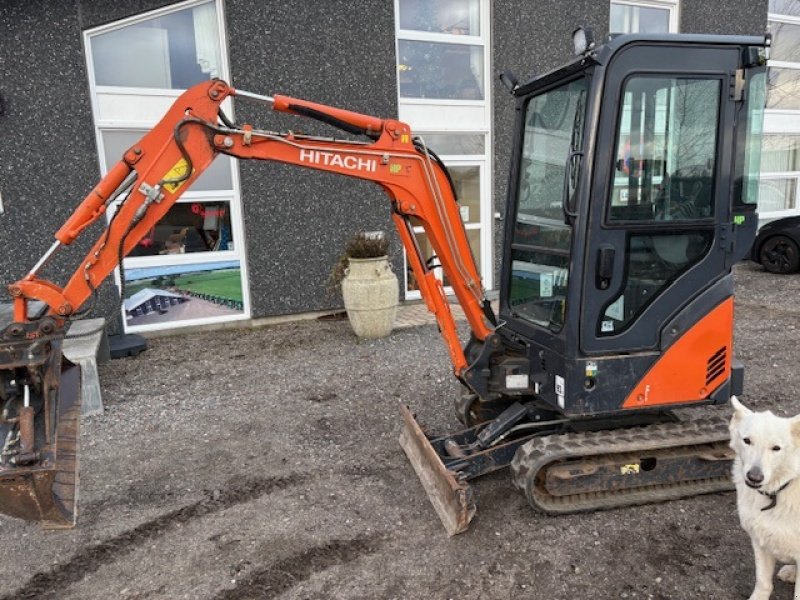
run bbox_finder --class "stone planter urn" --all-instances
[341,255,399,339]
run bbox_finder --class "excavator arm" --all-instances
[10,79,493,372]
[0,79,494,528]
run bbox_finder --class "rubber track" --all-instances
[510,416,733,514]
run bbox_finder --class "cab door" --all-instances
[581,42,741,354]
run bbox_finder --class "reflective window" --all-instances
[761,134,800,172]
[90,2,221,89]
[449,166,480,223]
[398,0,480,35]
[770,0,800,16]
[610,77,721,222]
[767,67,800,110]
[408,228,481,291]
[770,20,800,63]
[509,77,589,330]
[126,201,235,257]
[418,133,485,155]
[398,40,484,100]
[759,178,798,211]
[610,3,671,34]
[102,129,233,191]
[599,232,714,335]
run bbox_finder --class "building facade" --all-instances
[0,0,767,335]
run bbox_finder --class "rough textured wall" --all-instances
[491,1,611,281]
[226,0,399,317]
[680,0,768,36]
[0,0,120,326]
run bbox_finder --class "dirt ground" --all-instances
[1,262,799,600]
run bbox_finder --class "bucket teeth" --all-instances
[398,403,476,536]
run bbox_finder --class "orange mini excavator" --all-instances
[0,31,769,534]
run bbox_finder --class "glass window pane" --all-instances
[599,232,713,335]
[442,228,480,287]
[767,67,800,110]
[123,260,245,327]
[509,77,588,331]
[448,166,480,223]
[770,20,800,63]
[407,227,481,291]
[610,78,720,222]
[126,201,235,257]
[398,0,480,35]
[770,0,800,16]
[101,129,233,191]
[610,3,670,34]
[761,134,800,173]
[398,40,484,100]
[417,133,485,155]
[610,3,630,34]
[637,6,670,33]
[758,178,798,211]
[90,2,221,89]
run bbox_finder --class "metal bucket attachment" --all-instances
[399,403,476,536]
[0,348,82,528]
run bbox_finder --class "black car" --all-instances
[751,215,800,274]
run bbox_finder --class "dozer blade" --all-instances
[0,356,82,528]
[398,403,475,536]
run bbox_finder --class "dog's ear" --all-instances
[791,415,800,444]
[731,396,751,415]
[730,396,751,425]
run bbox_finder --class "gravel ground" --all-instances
[0,262,798,600]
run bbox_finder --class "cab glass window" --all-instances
[609,77,721,222]
[508,76,588,331]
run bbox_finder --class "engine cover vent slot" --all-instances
[706,346,727,386]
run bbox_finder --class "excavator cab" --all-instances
[494,32,766,418]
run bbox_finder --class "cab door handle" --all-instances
[596,246,615,290]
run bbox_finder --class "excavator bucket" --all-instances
[0,324,82,528]
[398,403,476,536]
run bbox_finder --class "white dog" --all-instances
[730,396,800,600]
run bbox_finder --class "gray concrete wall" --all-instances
[226,0,399,317]
[680,0,768,36]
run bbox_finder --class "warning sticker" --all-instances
[162,158,193,194]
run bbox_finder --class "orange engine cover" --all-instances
[622,298,733,409]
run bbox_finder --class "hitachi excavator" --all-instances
[0,31,768,535]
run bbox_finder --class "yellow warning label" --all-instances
[389,164,403,174]
[400,134,410,144]
[620,464,641,475]
[162,158,193,194]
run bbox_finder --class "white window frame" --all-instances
[83,0,252,333]
[760,11,800,222]
[394,1,494,299]
[610,0,680,34]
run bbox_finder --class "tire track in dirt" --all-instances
[212,534,383,600]
[2,474,307,600]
